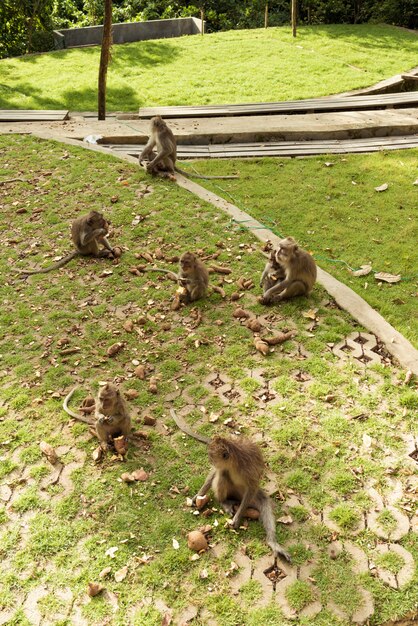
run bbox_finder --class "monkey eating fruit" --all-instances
[14,210,116,275]
[260,236,316,304]
[193,436,291,563]
[139,116,239,180]
[63,383,132,452]
[169,408,290,562]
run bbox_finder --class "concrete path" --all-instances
[1,107,418,144]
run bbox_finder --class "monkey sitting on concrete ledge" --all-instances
[139,116,239,181]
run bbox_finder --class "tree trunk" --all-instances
[98,0,112,121]
[291,0,297,37]
[264,3,268,28]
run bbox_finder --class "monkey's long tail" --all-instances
[144,268,179,281]
[170,408,210,444]
[175,167,239,180]
[259,493,292,563]
[13,251,79,275]
[63,387,94,425]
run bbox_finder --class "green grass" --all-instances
[0,134,417,625]
[192,150,418,348]
[1,24,418,110]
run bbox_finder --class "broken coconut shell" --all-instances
[187,530,208,552]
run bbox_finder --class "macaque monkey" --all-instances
[260,237,316,304]
[63,383,131,450]
[139,116,238,180]
[14,211,115,275]
[178,251,209,302]
[95,383,132,450]
[193,435,291,563]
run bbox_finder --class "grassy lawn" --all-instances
[0,134,417,625]
[181,150,418,349]
[1,24,418,111]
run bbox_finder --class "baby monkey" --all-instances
[260,236,316,304]
[63,383,131,451]
[178,251,209,302]
[14,210,115,275]
[139,116,238,180]
[193,435,291,563]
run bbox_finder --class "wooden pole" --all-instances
[201,7,204,35]
[98,0,112,120]
[291,0,297,37]
[264,3,268,28]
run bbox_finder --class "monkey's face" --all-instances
[88,211,109,233]
[99,384,118,412]
[180,253,195,273]
[150,115,165,131]
[208,437,230,466]
[275,238,298,267]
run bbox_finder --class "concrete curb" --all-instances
[25,131,418,375]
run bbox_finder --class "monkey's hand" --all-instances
[229,515,242,530]
[258,295,271,305]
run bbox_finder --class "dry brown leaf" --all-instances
[374,272,401,284]
[99,567,112,579]
[87,582,104,597]
[123,320,134,333]
[374,183,388,192]
[143,414,156,426]
[134,364,146,380]
[39,441,59,465]
[277,514,293,525]
[114,566,128,582]
[121,472,135,483]
[350,264,372,277]
[124,389,139,400]
[302,308,318,320]
[132,468,148,481]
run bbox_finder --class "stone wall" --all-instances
[53,17,203,49]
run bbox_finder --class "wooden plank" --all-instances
[0,110,69,122]
[138,92,418,118]
[104,135,418,159]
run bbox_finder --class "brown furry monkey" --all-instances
[63,384,131,450]
[193,435,291,563]
[178,251,209,302]
[260,237,316,304]
[14,211,115,275]
[139,116,239,180]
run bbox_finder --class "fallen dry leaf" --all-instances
[350,264,372,277]
[374,183,388,192]
[87,582,104,597]
[105,546,119,558]
[264,331,296,345]
[172,538,180,550]
[302,308,318,320]
[114,565,128,582]
[121,472,135,483]
[123,320,134,333]
[374,272,401,284]
[132,468,148,481]
[277,515,293,525]
[124,389,139,400]
[99,567,112,579]
[134,364,146,380]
